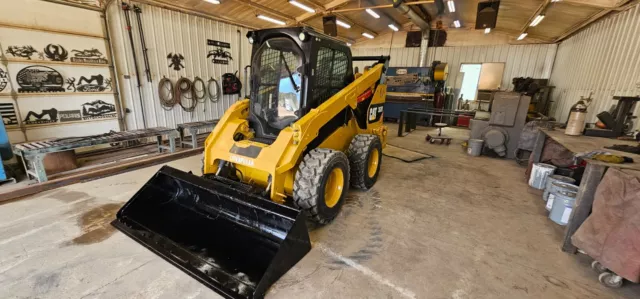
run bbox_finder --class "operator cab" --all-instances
[246,27,354,142]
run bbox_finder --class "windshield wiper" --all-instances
[280,52,299,92]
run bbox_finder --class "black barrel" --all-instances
[112,166,311,299]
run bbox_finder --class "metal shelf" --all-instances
[0,92,115,97]
[6,58,110,68]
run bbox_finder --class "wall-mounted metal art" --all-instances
[0,69,8,92]
[23,108,58,125]
[5,46,38,60]
[71,48,108,64]
[81,100,116,119]
[44,44,69,62]
[16,65,65,93]
[59,110,82,122]
[167,53,185,71]
[207,39,232,65]
[0,103,18,126]
[207,48,232,65]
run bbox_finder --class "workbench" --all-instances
[14,127,178,183]
[531,128,640,253]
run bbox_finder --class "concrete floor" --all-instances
[1,124,639,299]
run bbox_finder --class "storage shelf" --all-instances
[6,58,110,68]
[22,117,118,128]
[0,22,104,39]
[0,92,115,98]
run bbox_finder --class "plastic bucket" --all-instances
[467,139,484,157]
[546,181,579,211]
[543,175,576,201]
[528,163,557,189]
[549,190,577,225]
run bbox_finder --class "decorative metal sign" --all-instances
[23,108,59,125]
[59,110,82,122]
[71,48,108,64]
[44,44,69,62]
[5,46,38,60]
[66,75,112,92]
[81,100,116,120]
[207,39,232,65]
[0,68,8,93]
[207,39,231,48]
[208,48,232,65]
[16,66,65,93]
[167,53,185,71]
[0,103,18,126]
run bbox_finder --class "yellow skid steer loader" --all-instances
[112,27,389,299]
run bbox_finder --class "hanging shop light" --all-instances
[362,32,374,39]
[365,8,381,18]
[447,1,455,12]
[289,0,315,13]
[336,19,352,28]
[530,15,545,27]
[517,33,528,40]
[257,14,286,25]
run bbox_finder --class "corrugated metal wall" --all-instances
[107,1,252,130]
[352,44,557,91]
[549,4,640,127]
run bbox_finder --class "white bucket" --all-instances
[529,163,557,189]
[467,139,484,157]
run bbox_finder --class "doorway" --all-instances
[459,64,482,102]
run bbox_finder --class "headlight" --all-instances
[248,36,254,44]
[298,32,307,41]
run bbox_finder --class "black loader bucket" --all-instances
[111,166,311,299]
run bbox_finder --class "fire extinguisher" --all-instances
[565,93,592,136]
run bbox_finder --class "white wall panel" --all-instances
[107,1,252,130]
[352,44,557,91]
[549,4,640,128]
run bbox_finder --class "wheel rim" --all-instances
[324,168,344,208]
[367,148,380,178]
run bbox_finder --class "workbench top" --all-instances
[541,128,640,171]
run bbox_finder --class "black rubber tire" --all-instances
[347,134,382,190]
[293,148,350,224]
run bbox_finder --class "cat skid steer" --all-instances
[112,27,389,299]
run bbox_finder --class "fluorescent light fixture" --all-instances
[336,19,351,28]
[257,14,286,26]
[289,0,315,13]
[362,32,374,39]
[365,8,380,18]
[346,42,352,46]
[204,0,220,4]
[484,28,491,34]
[517,33,528,40]
[530,15,545,27]
[447,1,455,12]
[551,0,561,2]
[388,24,399,31]
[453,20,461,28]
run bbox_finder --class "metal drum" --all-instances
[546,181,579,211]
[529,163,557,189]
[543,175,576,201]
[549,190,577,225]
